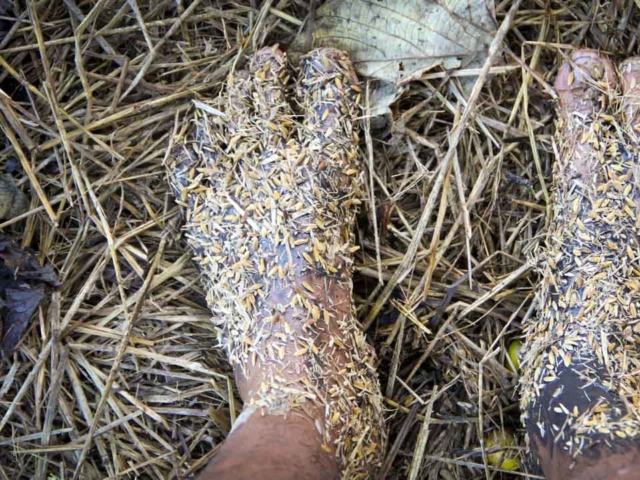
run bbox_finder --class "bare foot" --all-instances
[166,46,385,479]
[521,49,640,479]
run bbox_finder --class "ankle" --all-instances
[199,408,338,480]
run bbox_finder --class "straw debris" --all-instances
[0,1,637,478]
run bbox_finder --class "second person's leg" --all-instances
[522,49,640,480]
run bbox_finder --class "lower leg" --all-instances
[522,49,640,479]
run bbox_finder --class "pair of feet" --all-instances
[168,46,640,479]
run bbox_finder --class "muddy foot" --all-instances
[166,46,384,478]
[521,50,640,479]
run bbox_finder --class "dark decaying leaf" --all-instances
[0,235,59,359]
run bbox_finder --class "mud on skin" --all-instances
[166,46,385,478]
[521,50,640,479]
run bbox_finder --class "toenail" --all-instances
[622,59,640,73]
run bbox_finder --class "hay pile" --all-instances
[0,1,635,478]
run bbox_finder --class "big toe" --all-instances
[554,50,617,183]
[226,46,293,143]
[555,49,617,120]
[248,45,292,122]
[297,48,360,147]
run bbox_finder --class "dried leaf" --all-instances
[0,173,27,220]
[291,0,496,115]
[192,100,226,118]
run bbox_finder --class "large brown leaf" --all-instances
[291,0,495,115]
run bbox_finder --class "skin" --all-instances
[523,49,640,479]
[198,412,338,480]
